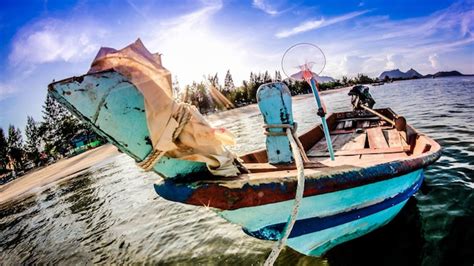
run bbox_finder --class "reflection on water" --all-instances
[1,77,473,265]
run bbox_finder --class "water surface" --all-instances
[1,77,473,265]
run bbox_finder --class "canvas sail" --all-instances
[88,39,239,176]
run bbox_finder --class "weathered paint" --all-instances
[295,200,408,256]
[220,169,422,232]
[153,149,441,210]
[48,71,442,257]
[256,82,294,164]
[222,170,423,256]
[48,70,209,179]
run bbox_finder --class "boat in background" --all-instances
[49,71,441,256]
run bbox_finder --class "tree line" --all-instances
[0,94,97,179]
[0,69,376,179]
[178,70,377,114]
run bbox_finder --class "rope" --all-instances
[136,103,192,171]
[136,149,165,171]
[263,123,310,163]
[264,127,306,265]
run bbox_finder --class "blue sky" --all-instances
[0,0,473,131]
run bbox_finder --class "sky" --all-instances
[0,0,473,131]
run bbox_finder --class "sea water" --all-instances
[0,77,472,265]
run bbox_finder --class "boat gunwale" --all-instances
[154,107,442,210]
[154,138,441,210]
[49,73,442,211]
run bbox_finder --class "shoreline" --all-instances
[0,86,353,207]
[207,85,353,120]
[0,144,120,207]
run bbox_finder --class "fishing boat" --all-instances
[48,41,441,258]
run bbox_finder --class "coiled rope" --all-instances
[264,127,306,265]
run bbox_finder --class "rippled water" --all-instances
[1,77,473,265]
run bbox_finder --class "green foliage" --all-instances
[206,73,220,88]
[0,128,8,170]
[25,116,41,166]
[7,125,24,171]
[223,70,235,95]
[318,81,343,91]
[40,93,95,157]
[342,76,349,85]
[353,74,375,84]
[0,90,101,178]
[274,70,282,81]
[0,68,378,178]
[186,82,214,113]
[180,71,376,112]
[285,79,312,95]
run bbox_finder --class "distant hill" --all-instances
[290,71,335,83]
[425,71,466,78]
[405,68,423,78]
[378,69,406,79]
[316,76,336,83]
[378,68,423,80]
[379,68,471,80]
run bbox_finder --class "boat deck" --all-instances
[155,108,441,210]
[307,116,409,164]
[240,108,432,172]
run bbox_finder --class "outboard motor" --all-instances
[348,85,376,110]
[348,85,407,132]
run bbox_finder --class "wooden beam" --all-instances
[308,146,410,157]
[383,129,403,148]
[337,117,380,122]
[244,161,326,173]
[341,133,366,150]
[307,135,338,156]
[367,127,389,149]
[332,126,392,135]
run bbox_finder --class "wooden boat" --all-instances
[48,70,441,256]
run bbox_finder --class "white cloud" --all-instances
[252,0,279,16]
[303,1,474,77]
[460,11,473,36]
[339,55,385,76]
[143,0,252,85]
[342,55,367,74]
[276,10,370,38]
[429,53,439,69]
[385,54,405,70]
[9,18,107,68]
[0,82,16,101]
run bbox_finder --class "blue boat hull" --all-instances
[219,169,424,256]
[49,71,441,258]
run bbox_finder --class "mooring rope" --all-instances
[264,127,306,265]
[136,103,192,171]
[263,123,310,163]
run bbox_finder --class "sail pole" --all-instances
[307,76,335,161]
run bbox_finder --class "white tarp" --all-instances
[88,39,240,176]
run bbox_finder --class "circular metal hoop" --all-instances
[281,43,327,81]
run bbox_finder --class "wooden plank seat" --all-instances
[244,162,326,173]
[306,126,409,161]
[308,146,410,157]
[367,127,389,149]
[332,126,393,135]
